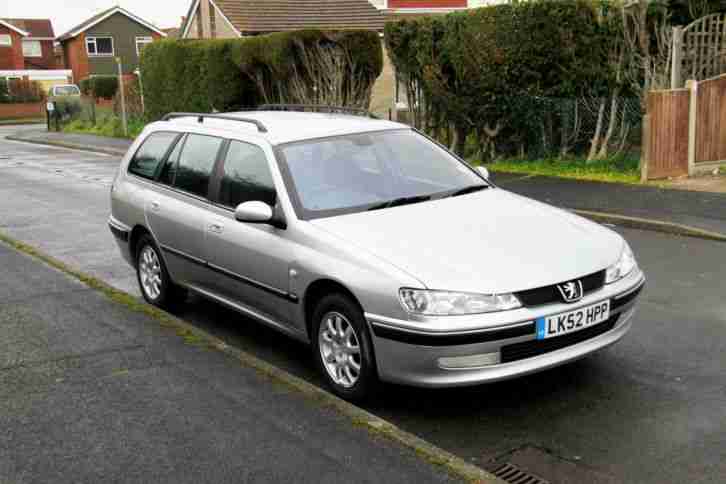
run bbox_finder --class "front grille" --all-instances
[515,270,606,307]
[500,314,620,363]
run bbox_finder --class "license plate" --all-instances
[536,300,610,340]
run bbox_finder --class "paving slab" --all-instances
[0,242,461,484]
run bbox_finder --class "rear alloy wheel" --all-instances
[135,234,186,309]
[312,293,378,401]
[139,245,163,301]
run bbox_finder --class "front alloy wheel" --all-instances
[312,293,378,401]
[318,312,362,388]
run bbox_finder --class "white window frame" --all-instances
[86,36,114,57]
[135,36,153,56]
[0,34,11,47]
[22,40,42,58]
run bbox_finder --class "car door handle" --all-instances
[209,223,224,234]
[150,201,160,212]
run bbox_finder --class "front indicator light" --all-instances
[605,243,638,284]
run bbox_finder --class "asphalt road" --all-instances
[1,127,724,483]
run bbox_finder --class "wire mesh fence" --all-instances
[396,95,643,162]
[525,96,643,161]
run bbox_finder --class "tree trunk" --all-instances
[588,100,606,162]
[597,90,622,159]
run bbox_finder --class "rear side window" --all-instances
[158,134,185,186]
[174,134,224,198]
[128,132,178,180]
[218,141,276,208]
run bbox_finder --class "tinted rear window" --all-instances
[128,132,178,180]
[174,134,224,198]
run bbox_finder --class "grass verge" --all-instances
[62,108,145,140]
[0,118,45,126]
[485,157,641,184]
[0,230,501,484]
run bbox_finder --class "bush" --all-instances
[0,78,9,103]
[140,30,383,121]
[114,77,144,118]
[385,1,616,158]
[80,76,119,99]
[6,79,45,103]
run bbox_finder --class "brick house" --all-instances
[0,18,56,70]
[178,0,498,116]
[57,6,167,83]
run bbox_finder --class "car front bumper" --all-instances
[366,270,645,388]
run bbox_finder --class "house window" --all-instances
[135,36,153,55]
[22,40,42,57]
[86,36,114,56]
[0,34,11,46]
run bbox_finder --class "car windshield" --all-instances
[277,129,487,219]
[55,86,80,96]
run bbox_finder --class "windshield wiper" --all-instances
[367,194,432,211]
[445,185,489,198]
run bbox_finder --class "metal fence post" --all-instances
[671,27,684,89]
[135,69,145,115]
[116,58,128,137]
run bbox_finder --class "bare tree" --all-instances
[689,0,713,19]
[621,0,674,112]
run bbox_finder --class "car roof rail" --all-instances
[161,112,268,133]
[257,104,380,120]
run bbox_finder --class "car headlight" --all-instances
[399,288,522,316]
[605,243,638,284]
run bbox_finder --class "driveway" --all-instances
[1,128,724,483]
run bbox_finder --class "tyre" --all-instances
[135,234,186,309]
[312,293,378,401]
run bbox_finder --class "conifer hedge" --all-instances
[140,30,383,121]
[385,1,617,157]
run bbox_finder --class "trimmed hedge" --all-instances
[140,30,383,121]
[80,76,119,99]
[0,79,8,103]
[140,39,247,121]
[385,1,616,157]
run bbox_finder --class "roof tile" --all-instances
[1,18,54,38]
[213,0,386,32]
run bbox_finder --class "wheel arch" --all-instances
[303,278,365,340]
[128,224,152,261]
[303,278,379,381]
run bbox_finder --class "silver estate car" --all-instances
[109,108,645,401]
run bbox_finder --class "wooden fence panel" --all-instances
[646,90,690,179]
[695,74,726,163]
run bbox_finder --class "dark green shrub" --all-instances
[385,0,614,157]
[79,78,92,96]
[6,79,45,103]
[140,30,382,121]
[81,76,119,99]
[0,78,8,103]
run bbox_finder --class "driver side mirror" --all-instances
[476,166,490,180]
[235,201,287,229]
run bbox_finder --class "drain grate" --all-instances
[492,463,550,484]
